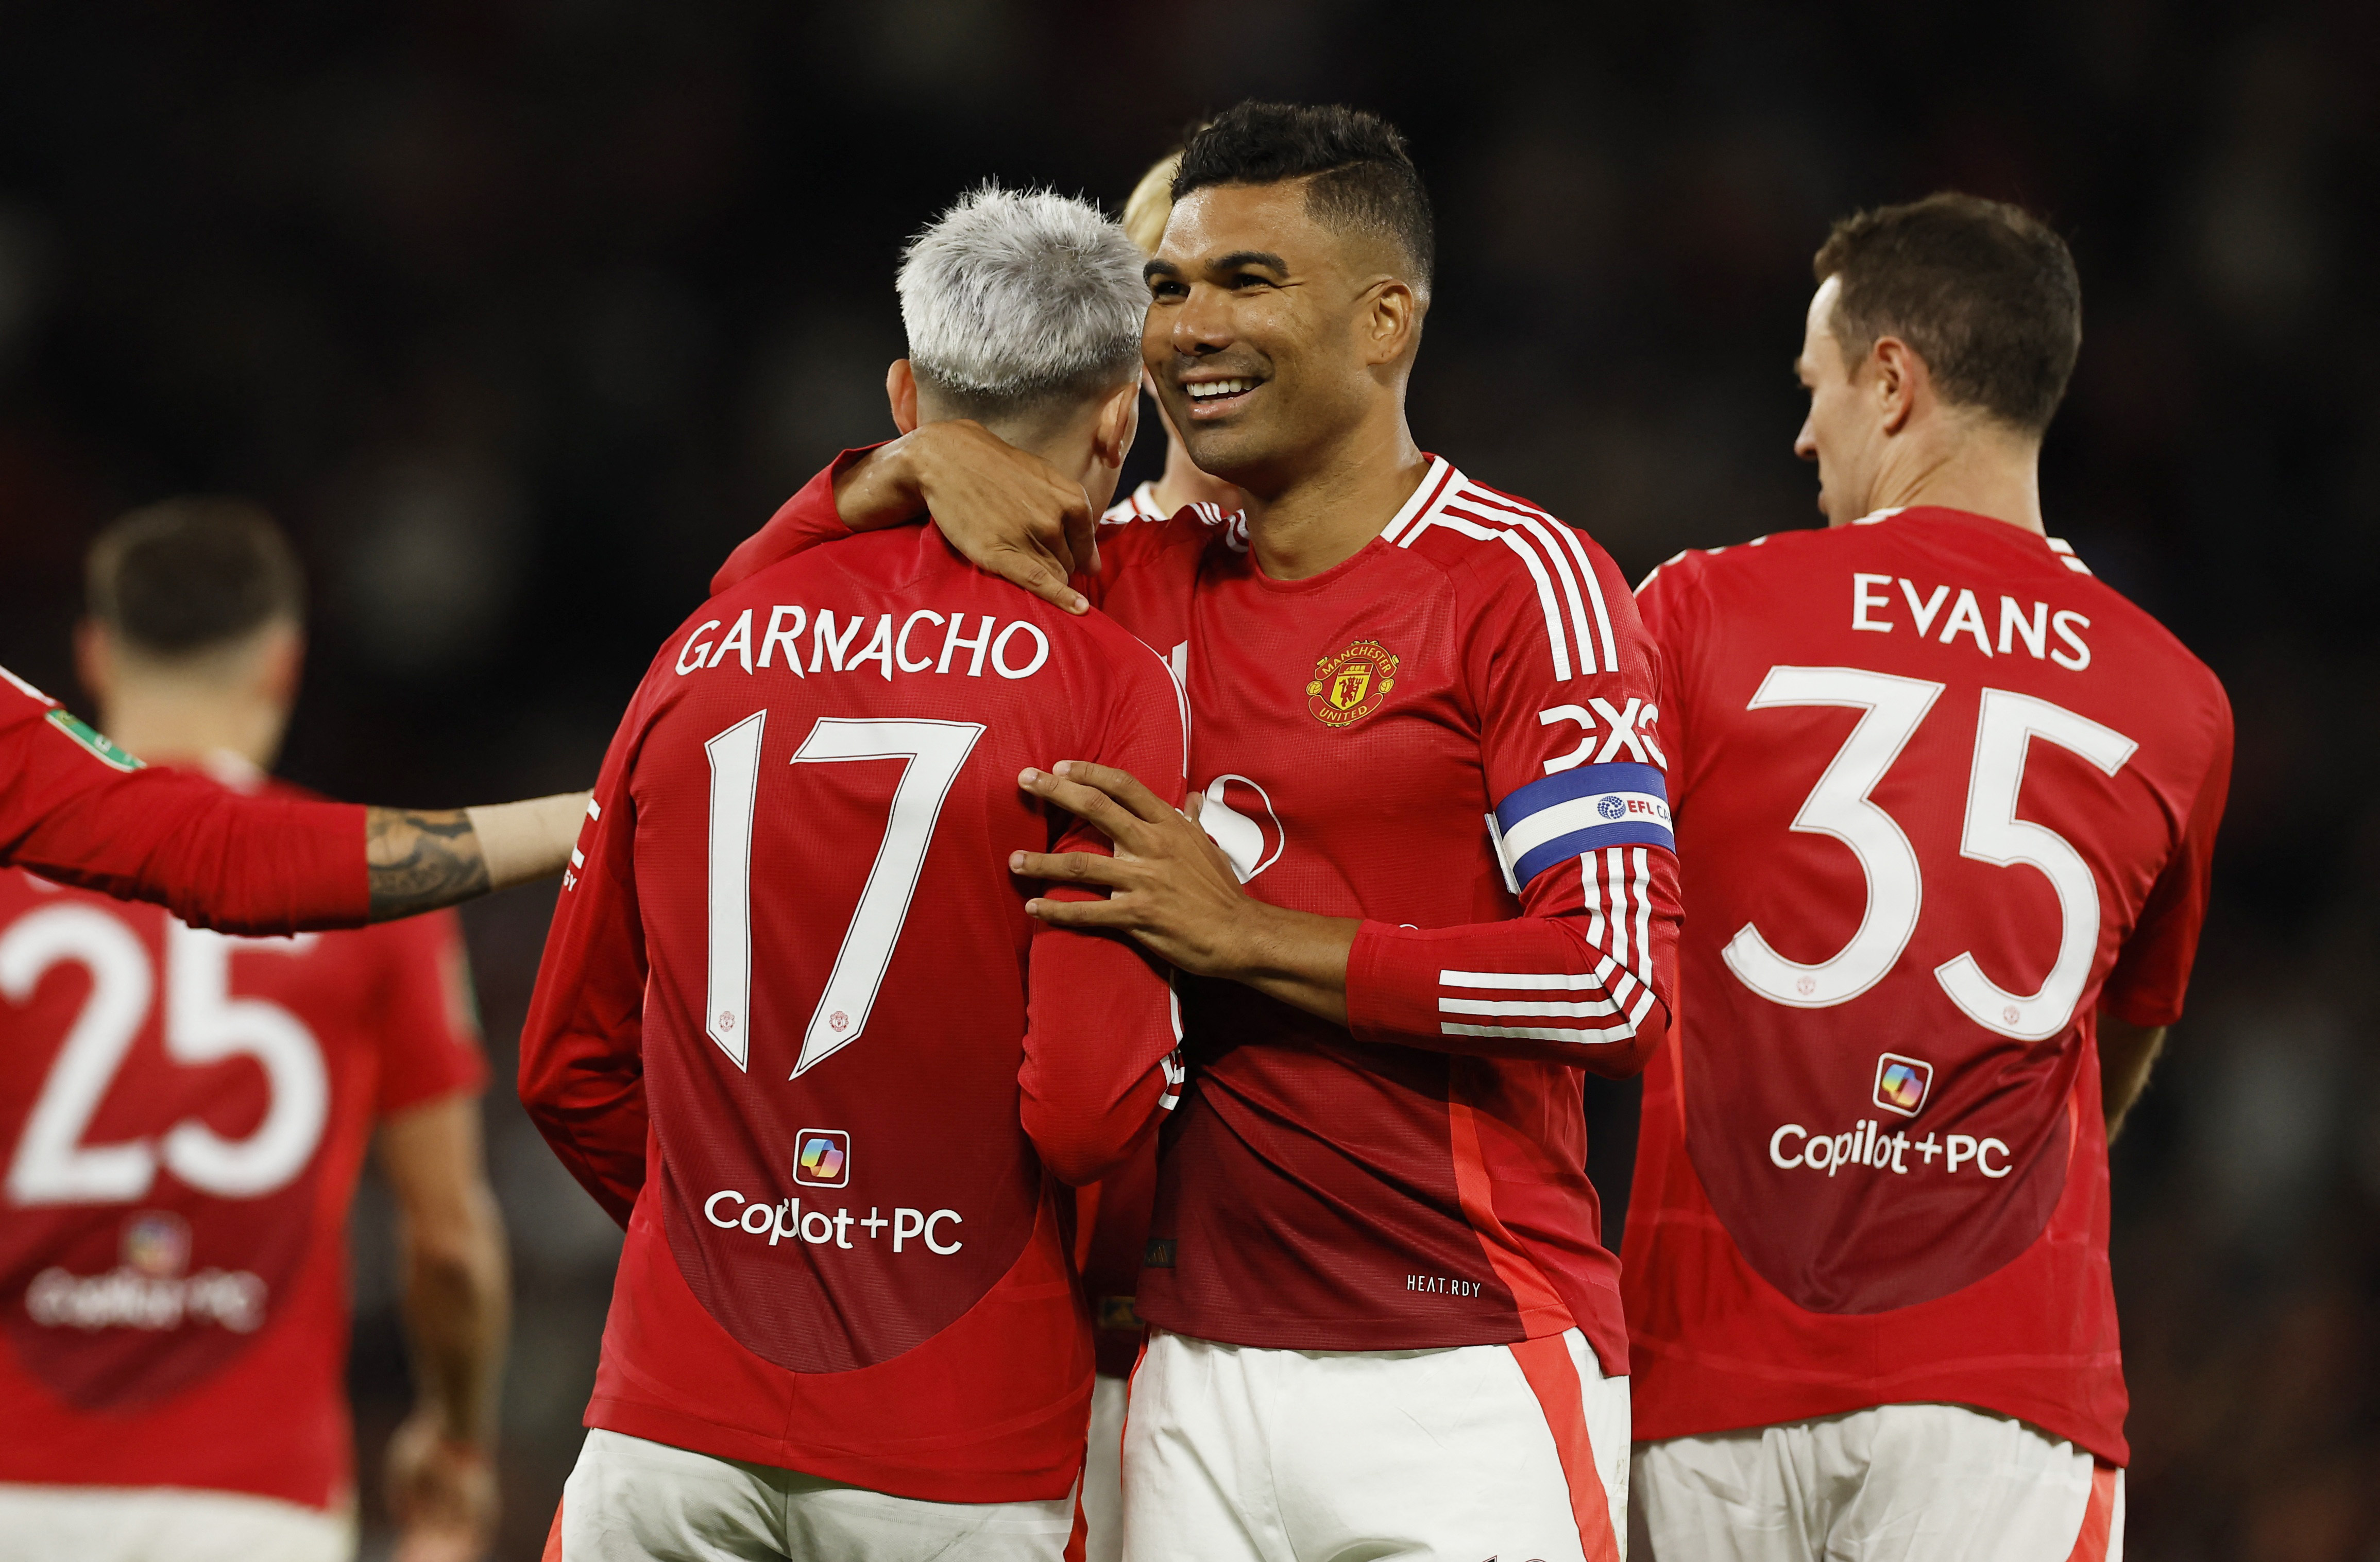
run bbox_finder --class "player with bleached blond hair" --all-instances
[1067,143,1248,1562]
[1096,149,1245,532]
[522,184,1188,1562]
[714,101,1669,1562]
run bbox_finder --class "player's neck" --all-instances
[1240,413,1429,581]
[97,684,285,772]
[1861,423,2046,536]
[1150,437,1242,518]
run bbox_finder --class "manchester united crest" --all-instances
[1306,639,1400,728]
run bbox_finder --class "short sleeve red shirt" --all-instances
[1620,508,2232,1465]
[0,769,485,1509]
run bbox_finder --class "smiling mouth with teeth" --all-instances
[1185,377,1259,401]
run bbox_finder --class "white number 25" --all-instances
[4,908,327,1207]
[1722,667,2136,1041]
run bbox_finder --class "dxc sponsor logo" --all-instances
[1535,697,1666,775]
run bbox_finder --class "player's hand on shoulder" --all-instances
[1012,761,1248,974]
[882,420,1095,614]
[385,1409,498,1562]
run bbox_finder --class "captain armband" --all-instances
[1484,762,1673,891]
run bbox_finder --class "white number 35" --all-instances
[1722,667,2136,1041]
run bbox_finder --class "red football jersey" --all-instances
[0,769,484,1510]
[1102,480,1165,526]
[518,522,1188,1505]
[0,666,367,936]
[1073,1128,1158,1380]
[1070,484,1244,1383]
[1621,506,2232,1465]
[728,454,1682,1372]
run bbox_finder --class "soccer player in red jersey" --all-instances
[1622,195,2231,1560]
[1,657,588,934]
[1097,147,1248,535]
[518,187,1188,1560]
[1075,145,1248,1562]
[0,502,508,1562]
[713,104,1676,1562]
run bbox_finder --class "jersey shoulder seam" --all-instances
[1390,473,1631,687]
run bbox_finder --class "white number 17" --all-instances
[703,714,984,1077]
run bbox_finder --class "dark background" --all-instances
[0,2,2372,1556]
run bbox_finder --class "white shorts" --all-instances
[1121,1326,1628,1562]
[555,1428,1080,1562]
[1631,1404,2123,1562]
[1082,1374,1129,1562]
[0,1483,353,1562]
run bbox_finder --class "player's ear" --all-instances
[887,359,921,436]
[254,622,304,709]
[1362,279,1421,369]
[72,618,114,708]
[1873,337,1918,435]
[1093,376,1140,472]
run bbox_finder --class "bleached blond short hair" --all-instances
[897,183,1146,419]
[1121,152,1181,253]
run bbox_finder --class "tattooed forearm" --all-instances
[366,806,491,922]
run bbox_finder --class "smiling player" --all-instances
[1072,143,1252,1562]
[1096,146,1247,536]
[713,102,1674,1562]
[1621,195,2231,1561]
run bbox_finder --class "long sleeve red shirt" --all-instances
[0,666,366,935]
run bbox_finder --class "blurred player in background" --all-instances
[1098,148,1244,530]
[520,186,1187,1561]
[1622,196,2232,1560]
[1069,143,1250,1562]
[719,101,1674,1562]
[0,501,510,1562]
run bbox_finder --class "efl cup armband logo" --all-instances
[1306,639,1399,729]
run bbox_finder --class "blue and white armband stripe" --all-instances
[1487,761,1674,889]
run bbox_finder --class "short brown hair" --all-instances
[1813,192,2081,435]
[87,498,305,656]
